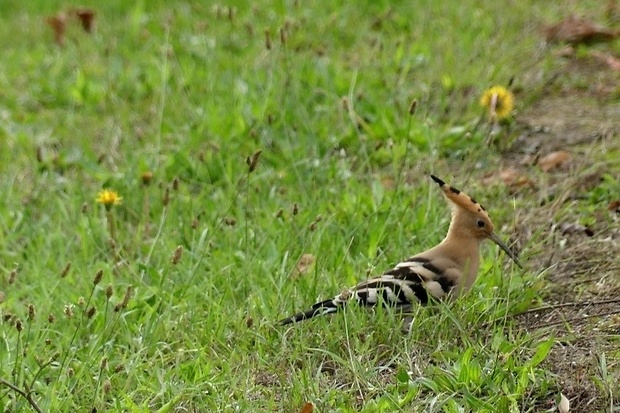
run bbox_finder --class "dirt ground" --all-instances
[507,54,620,412]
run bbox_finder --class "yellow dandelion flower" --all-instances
[480,85,514,120]
[96,189,122,210]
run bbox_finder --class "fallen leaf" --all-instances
[481,168,534,188]
[559,222,594,237]
[300,402,314,413]
[538,150,570,172]
[499,168,534,187]
[554,45,575,58]
[608,200,620,212]
[74,8,96,32]
[380,177,395,189]
[590,50,620,71]
[293,253,315,277]
[544,15,620,45]
[46,13,67,46]
[558,392,570,413]
[576,172,603,191]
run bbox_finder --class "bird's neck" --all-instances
[437,229,482,291]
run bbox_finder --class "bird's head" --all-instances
[431,175,522,268]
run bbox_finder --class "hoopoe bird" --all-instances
[280,175,522,325]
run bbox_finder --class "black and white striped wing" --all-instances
[279,257,457,325]
[353,257,456,305]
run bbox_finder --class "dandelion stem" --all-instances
[106,210,116,242]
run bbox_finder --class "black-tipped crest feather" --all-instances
[430,175,445,186]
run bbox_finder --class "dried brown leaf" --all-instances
[558,393,570,413]
[293,253,315,277]
[554,45,575,58]
[500,168,533,187]
[481,168,533,188]
[544,15,620,45]
[608,200,620,212]
[46,13,67,46]
[300,402,314,413]
[590,50,620,71]
[576,172,603,191]
[380,177,395,189]
[559,222,594,237]
[538,150,570,172]
[74,8,96,32]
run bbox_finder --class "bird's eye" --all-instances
[477,219,485,228]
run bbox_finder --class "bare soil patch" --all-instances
[508,56,620,412]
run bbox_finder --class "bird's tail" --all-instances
[279,298,344,325]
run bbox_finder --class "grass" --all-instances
[1,0,618,411]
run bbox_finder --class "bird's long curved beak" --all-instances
[490,233,522,268]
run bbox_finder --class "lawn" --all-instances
[1,0,619,412]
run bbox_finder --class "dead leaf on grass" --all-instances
[608,200,620,213]
[501,168,534,187]
[292,253,315,277]
[300,402,314,413]
[554,45,576,58]
[544,15,620,45]
[46,13,67,46]
[482,168,534,188]
[381,177,395,189]
[557,392,570,413]
[74,8,96,32]
[590,50,620,71]
[559,222,594,237]
[576,172,603,191]
[538,150,570,172]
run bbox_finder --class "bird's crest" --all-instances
[430,175,488,216]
